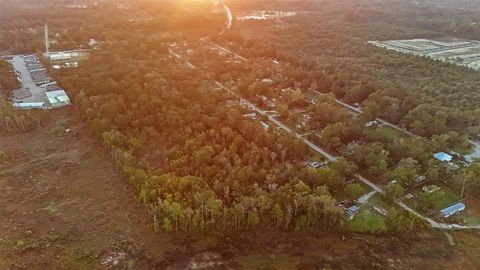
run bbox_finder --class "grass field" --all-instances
[376,125,407,141]
[406,184,460,211]
[347,209,387,233]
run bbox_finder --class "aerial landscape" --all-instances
[2,0,480,269]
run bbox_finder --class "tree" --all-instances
[385,181,405,201]
[456,162,480,198]
[162,217,173,232]
[345,183,366,200]
[388,158,419,187]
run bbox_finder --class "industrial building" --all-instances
[46,90,71,108]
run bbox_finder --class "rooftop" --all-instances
[433,152,453,162]
[46,90,71,107]
[440,202,466,218]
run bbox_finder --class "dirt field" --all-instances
[1,108,479,270]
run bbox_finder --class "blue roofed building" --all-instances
[440,202,465,218]
[433,152,453,162]
[346,205,359,216]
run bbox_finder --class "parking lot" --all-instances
[11,55,48,103]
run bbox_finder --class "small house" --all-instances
[365,120,379,127]
[440,203,465,218]
[346,205,359,216]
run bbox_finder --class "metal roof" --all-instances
[46,90,70,106]
[440,203,465,218]
[12,102,46,109]
[433,152,453,162]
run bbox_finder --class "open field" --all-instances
[375,125,407,141]
[369,38,480,70]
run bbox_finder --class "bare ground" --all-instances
[0,108,479,270]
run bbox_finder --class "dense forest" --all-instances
[53,35,427,233]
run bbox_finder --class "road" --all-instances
[465,139,480,162]
[223,4,233,30]
[358,190,378,204]
[210,42,248,62]
[169,46,480,231]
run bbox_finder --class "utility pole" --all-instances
[44,23,49,54]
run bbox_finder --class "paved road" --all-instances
[301,137,337,161]
[223,4,233,30]
[11,56,47,103]
[357,175,384,193]
[358,190,378,204]
[397,202,480,230]
[311,89,415,137]
[210,42,248,62]
[465,139,480,162]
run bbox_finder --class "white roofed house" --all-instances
[46,90,71,108]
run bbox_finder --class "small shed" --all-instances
[346,205,359,216]
[440,203,465,218]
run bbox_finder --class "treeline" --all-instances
[0,60,19,95]
[0,103,49,133]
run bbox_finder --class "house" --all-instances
[422,185,441,194]
[244,112,258,120]
[440,202,466,218]
[307,161,326,168]
[433,152,453,162]
[259,95,276,108]
[301,114,311,121]
[261,78,274,85]
[46,90,71,108]
[365,120,379,127]
[346,205,359,217]
[49,52,72,61]
[414,175,426,183]
[260,121,270,130]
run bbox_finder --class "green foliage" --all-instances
[0,103,49,133]
[348,209,386,233]
[345,183,367,200]
[385,181,405,202]
[59,38,347,233]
